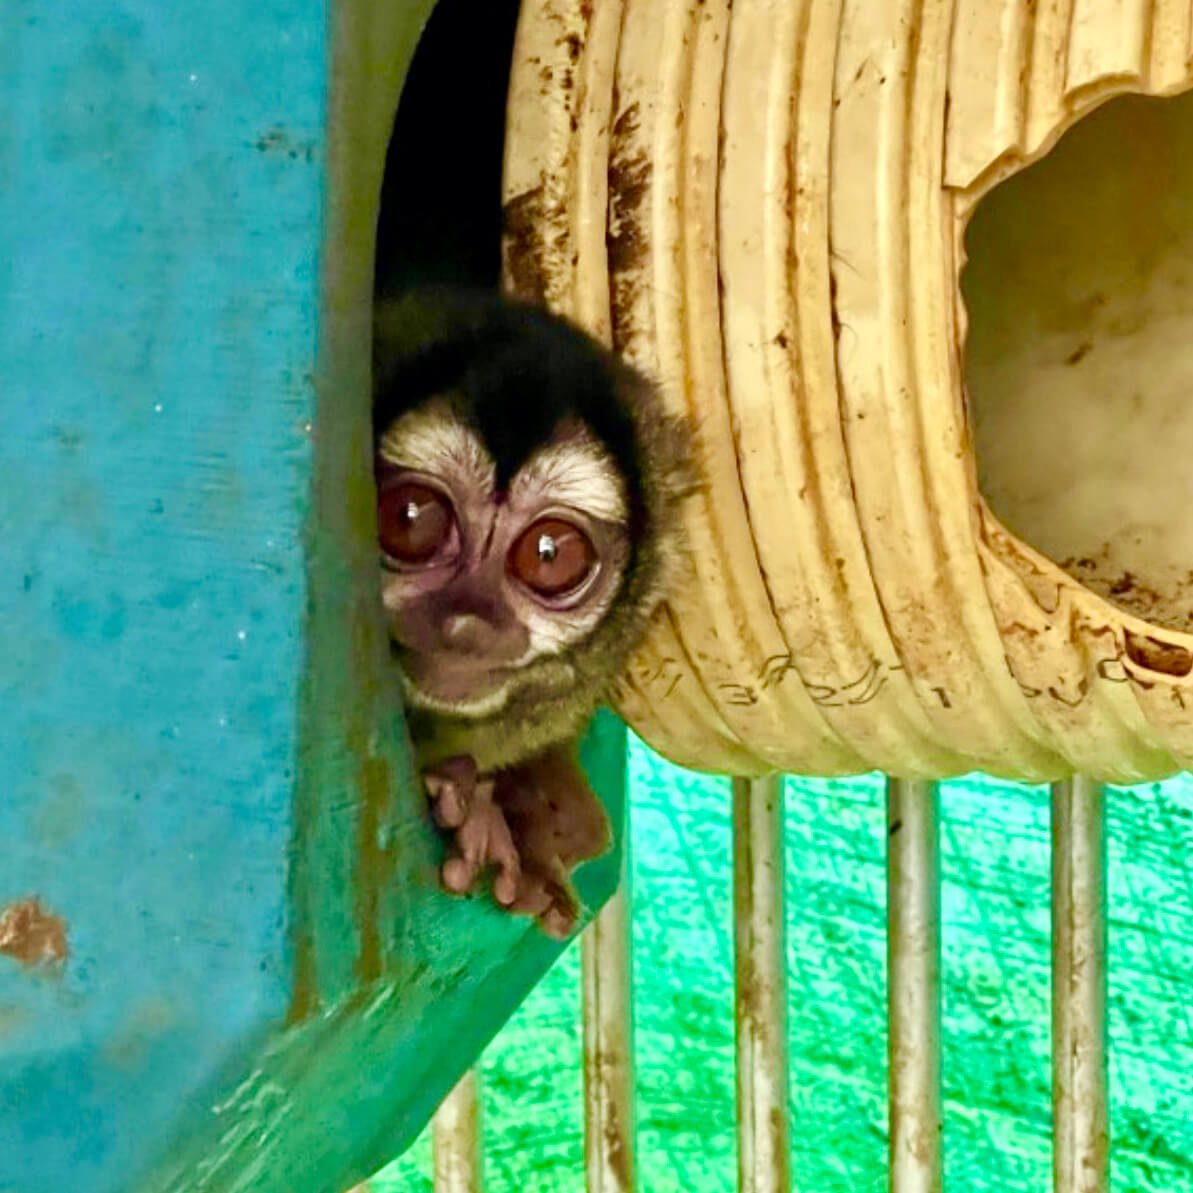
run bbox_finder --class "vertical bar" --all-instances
[732,775,791,1193]
[886,778,942,1193]
[582,883,636,1193]
[433,1070,483,1193]
[1051,776,1109,1193]
[581,707,635,1192]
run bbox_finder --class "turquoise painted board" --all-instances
[0,3,626,1192]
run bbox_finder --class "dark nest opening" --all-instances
[963,89,1193,633]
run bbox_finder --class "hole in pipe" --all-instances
[963,89,1193,634]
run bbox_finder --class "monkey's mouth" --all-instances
[395,652,517,718]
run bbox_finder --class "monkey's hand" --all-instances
[423,755,522,908]
[493,749,612,941]
[422,749,611,940]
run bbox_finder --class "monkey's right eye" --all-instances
[378,480,455,564]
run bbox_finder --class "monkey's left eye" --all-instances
[509,518,596,599]
[378,481,455,563]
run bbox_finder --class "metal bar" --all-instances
[732,775,791,1193]
[886,778,942,1193]
[1051,776,1109,1193]
[582,883,636,1193]
[433,1069,483,1193]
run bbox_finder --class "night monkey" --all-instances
[374,289,691,937]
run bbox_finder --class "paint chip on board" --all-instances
[0,897,69,970]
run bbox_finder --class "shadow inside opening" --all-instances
[963,89,1193,634]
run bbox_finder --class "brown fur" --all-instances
[403,365,695,772]
[375,290,695,932]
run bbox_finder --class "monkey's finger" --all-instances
[428,780,467,829]
[539,902,578,941]
[505,879,554,919]
[528,866,580,939]
[488,817,522,907]
[455,797,503,863]
[424,759,484,829]
[441,855,480,894]
[492,860,521,908]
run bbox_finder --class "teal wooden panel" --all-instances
[0,3,626,1191]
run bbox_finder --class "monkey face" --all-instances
[376,400,630,718]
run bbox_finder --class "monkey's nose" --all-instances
[439,613,497,654]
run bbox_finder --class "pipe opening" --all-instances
[964,90,1193,633]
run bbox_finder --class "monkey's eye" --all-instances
[378,481,455,564]
[509,518,596,598]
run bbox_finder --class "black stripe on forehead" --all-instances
[374,294,645,500]
[460,308,641,489]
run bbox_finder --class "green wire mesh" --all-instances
[374,737,1193,1192]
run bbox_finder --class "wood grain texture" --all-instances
[1023,0,1078,156]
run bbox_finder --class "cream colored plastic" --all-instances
[502,0,1193,782]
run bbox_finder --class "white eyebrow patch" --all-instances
[512,436,628,523]
[378,400,495,494]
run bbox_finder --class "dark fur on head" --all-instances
[374,288,694,769]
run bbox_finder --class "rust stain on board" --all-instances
[287,592,399,1021]
[353,749,396,985]
[0,897,69,970]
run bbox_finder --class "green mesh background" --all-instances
[373,737,1193,1191]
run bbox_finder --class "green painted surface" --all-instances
[134,0,630,1183]
[1,0,629,1187]
[138,709,625,1193]
[375,739,1193,1192]
[140,707,626,1193]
